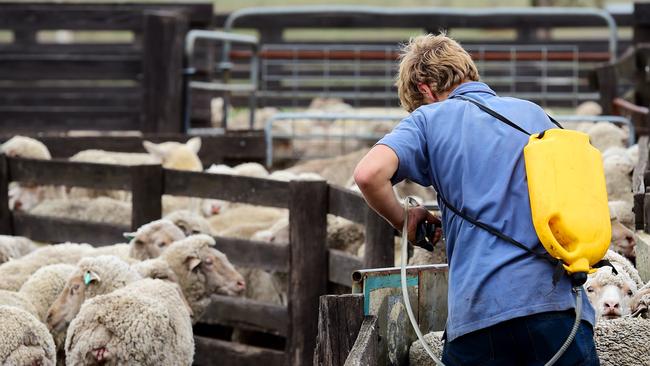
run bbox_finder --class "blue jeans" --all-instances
[442,310,599,366]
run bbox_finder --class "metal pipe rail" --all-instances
[264,112,405,167]
[184,29,260,130]
[264,112,634,167]
[222,6,618,64]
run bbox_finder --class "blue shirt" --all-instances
[378,81,595,341]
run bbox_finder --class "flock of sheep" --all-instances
[0,99,648,365]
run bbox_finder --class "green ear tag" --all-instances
[83,272,92,286]
[123,233,135,241]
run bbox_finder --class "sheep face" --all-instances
[631,287,650,317]
[186,246,246,298]
[610,218,636,261]
[9,182,43,212]
[143,137,202,172]
[127,220,185,260]
[201,198,231,216]
[585,270,635,320]
[46,272,98,334]
[164,210,212,235]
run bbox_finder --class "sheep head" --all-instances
[142,137,202,172]
[46,271,97,334]
[585,266,637,320]
[126,219,186,260]
[164,210,213,236]
[162,234,245,321]
[46,256,140,336]
[610,218,636,262]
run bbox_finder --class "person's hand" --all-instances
[401,206,442,244]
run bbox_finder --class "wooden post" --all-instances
[314,294,364,366]
[142,10,188,133]
[130,164,163,230]
[0,155,12,234]
[364,209,395,268]
[595,66,617,115]
[288,180,328,366]
[634,3,650,45]
[343,317,379,366]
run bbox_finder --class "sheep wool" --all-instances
[595,318,650,366]
[0,243,94,291]
[1,135,51,159]
[0,235,36,264]
[0,305,56,365]
[18,263,76,321]
[0,289,39,317]
[65,279,194,366]
[73,256,142,299]
[164,209,213,236]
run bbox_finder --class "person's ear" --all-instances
[417,83,435,102]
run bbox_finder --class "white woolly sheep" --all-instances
[123,219,186,260]
[0,305,56,365]
[164,209,213,236]
[1,135,51,160]
[46,256,142,346]
[410,319,650,366]
[18,263,77,322]
[585,252,640,320]
[631,282,650,318]
[288,148,370,186]
[1,136,66,211]
[131,258,179,283]
[30,196,132,226]
[627,144,639,165]
[0,289,39,317]
[233,162,269,178]
[65,278,194,366]
[0,243,94,291]
[609,200,635,230]
[208,205,287,235]
[604,250,644,289]
[604,154,634,203]
[0,235,37,264]
[610,216,636,261]
[587,122,628,153]
[594,317,650,366]
[160,234,246,321]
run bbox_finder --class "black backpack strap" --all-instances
[454,95,532,136]
[546,114,564,129]
[437,192,566,285]
[454,94,565,134]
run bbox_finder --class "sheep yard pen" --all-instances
[0,153,396,366]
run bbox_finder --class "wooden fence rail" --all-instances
[0,154,395,365]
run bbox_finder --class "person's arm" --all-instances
[354,145,437,240]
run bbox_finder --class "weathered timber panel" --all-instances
[213,236,289,272]
[12,213,127,245]
[194,336,285,366]
[199,295,289,336]
[164,170,289,208]
[8,157,132,190]
[314,294,364,366]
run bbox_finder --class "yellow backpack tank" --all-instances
[524,129,611,275]
[449,95,612,283]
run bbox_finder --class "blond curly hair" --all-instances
[397,33,479,112]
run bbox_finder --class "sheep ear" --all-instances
[143,140,167,159]
[83,270,100,286]
[186,137,201,154]
[186,256,201,272]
